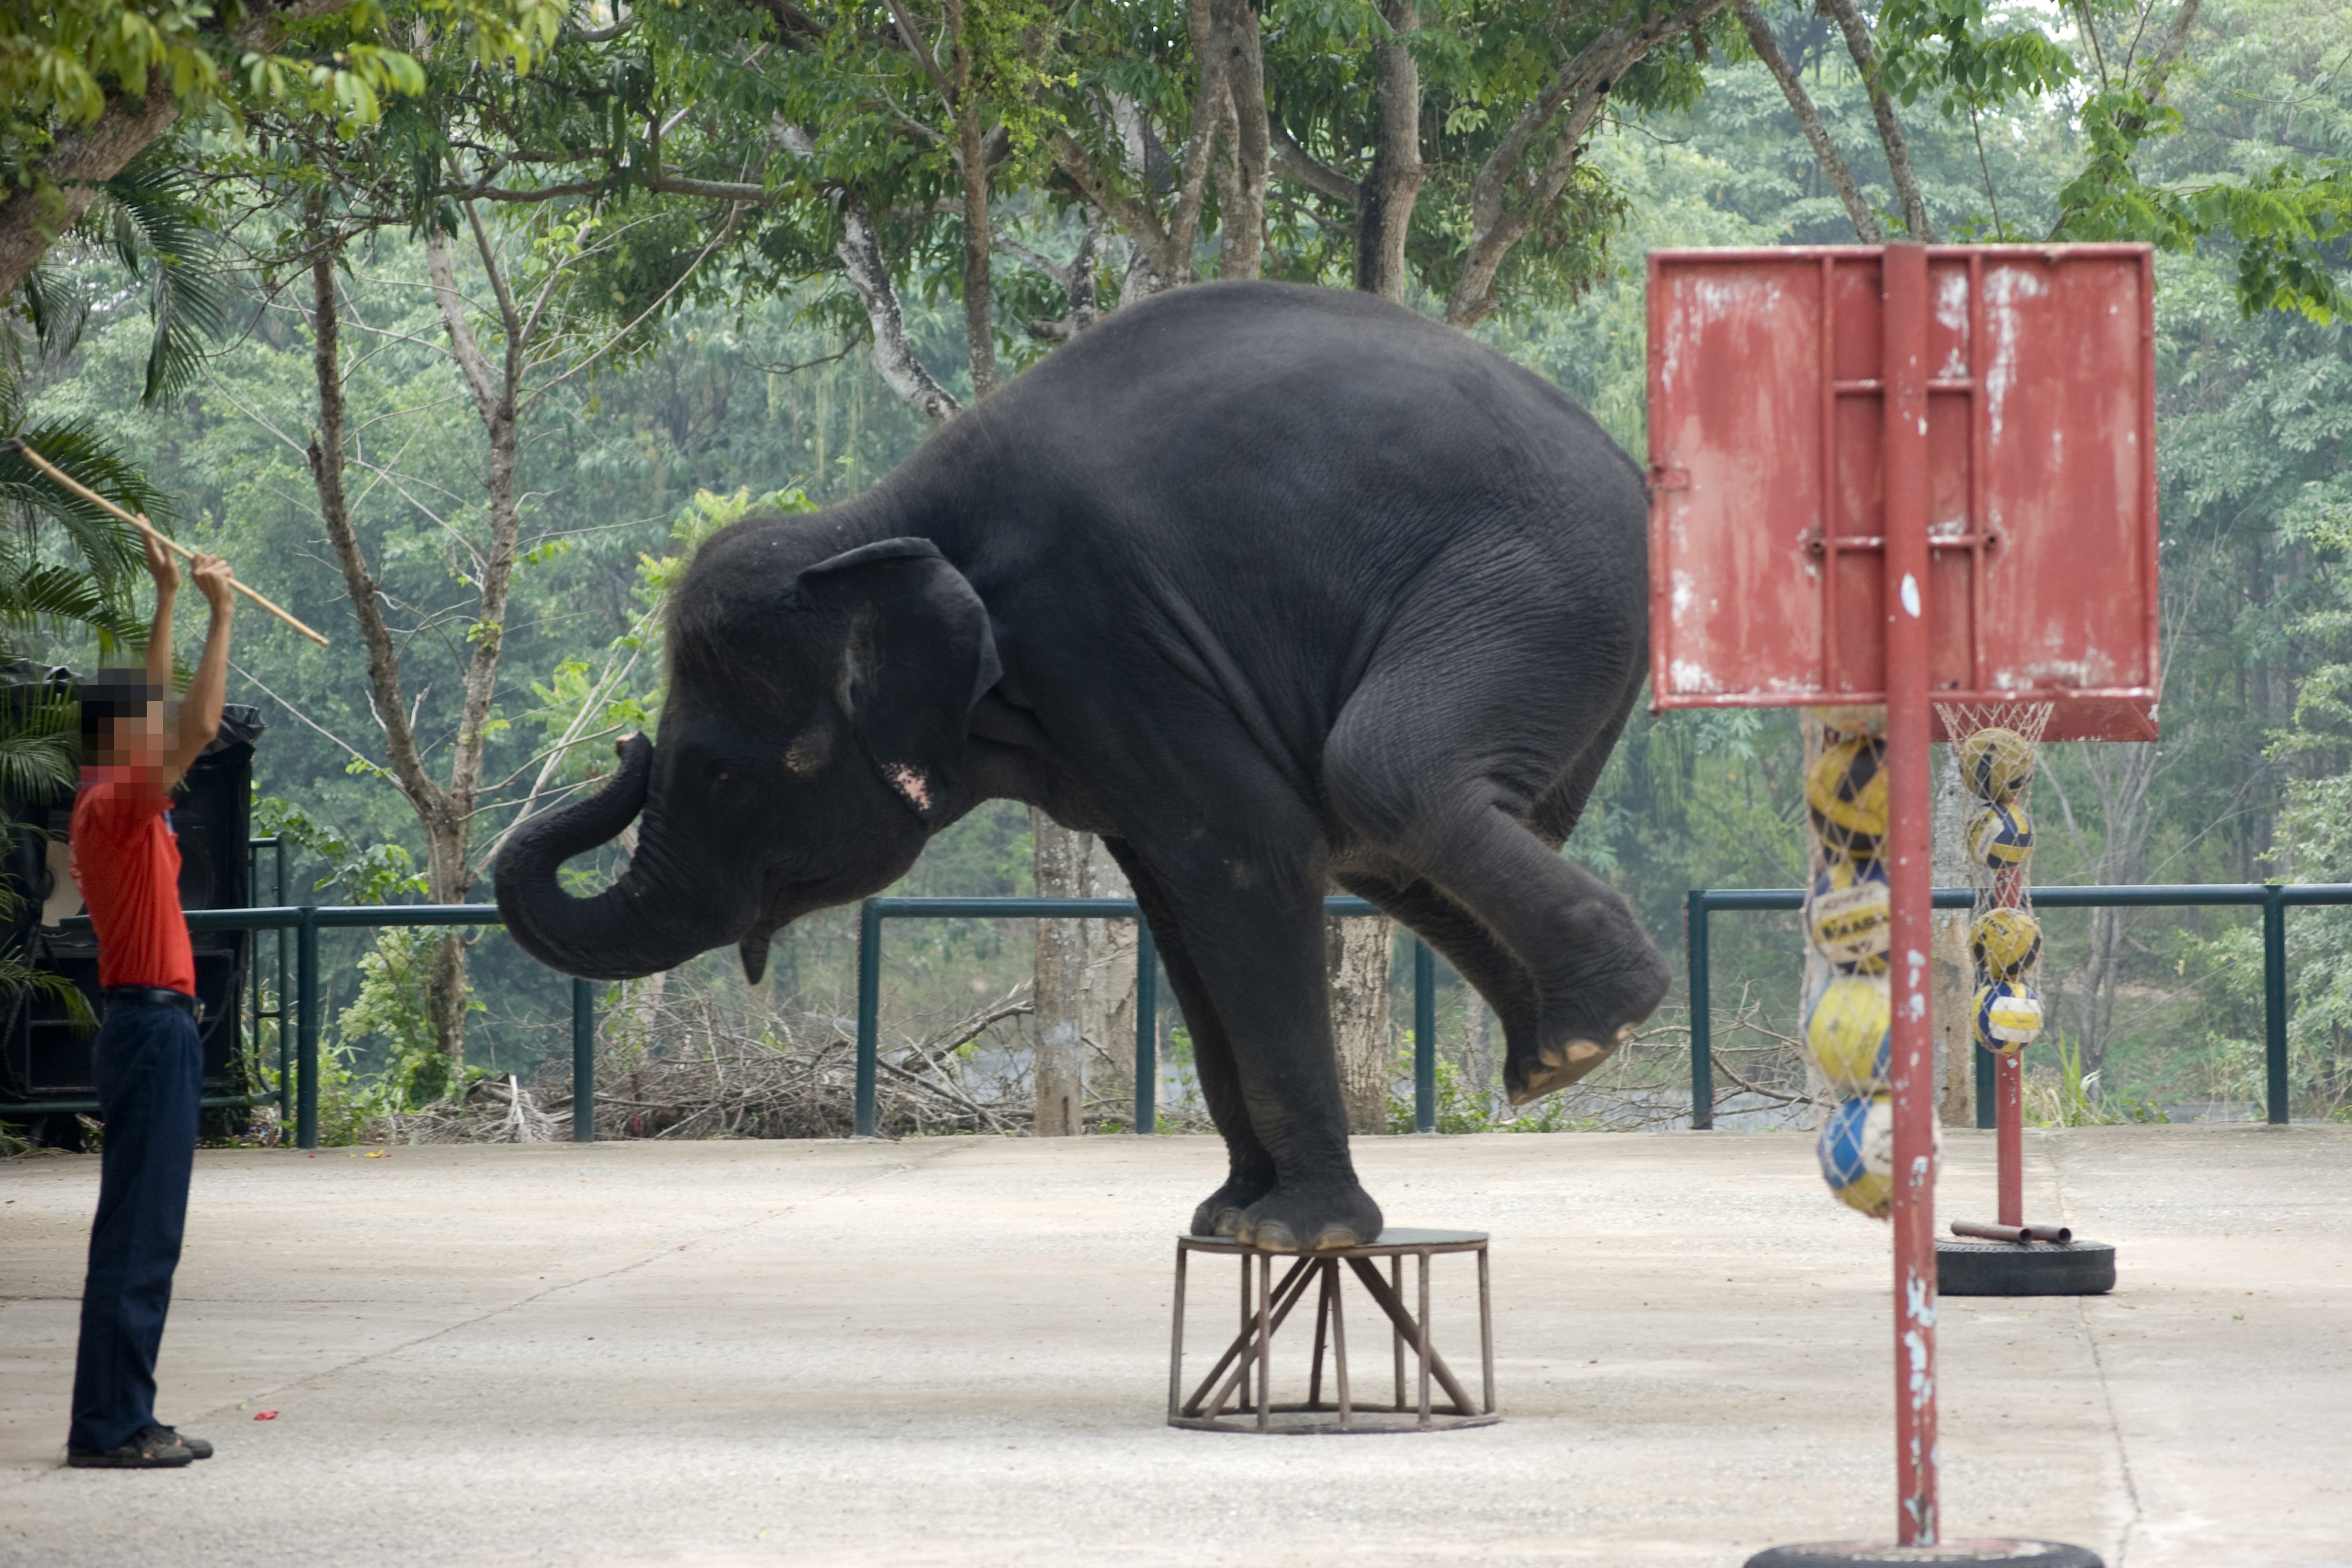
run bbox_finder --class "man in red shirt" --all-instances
[65,531,236,1469]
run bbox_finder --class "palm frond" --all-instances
[0,561,136,647]
[0,688,78,815]
[92,152,230,407]
[0,421,160,586]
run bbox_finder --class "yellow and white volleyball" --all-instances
[1807,736,1888,861]
[1970,906,2043,980]
[1804,976,1891,1097]
[1967,800,2035,870]
[1806,859,1891,972]
[1957,726,2036,802]
[1974,980,2044,1054]
[1817,1096,1893,1219]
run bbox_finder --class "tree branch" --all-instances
[1732,0,1883,242]
[1268,119,1359,206]
[836,206,961,425]
[306,232,446,821]
[1818,0,1932,239]
[1446,0,1730,326]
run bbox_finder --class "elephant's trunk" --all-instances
[495,734,746,980]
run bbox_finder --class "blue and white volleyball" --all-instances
[1817,1096,1893,1219]
[1807,859,1891,973]
[1974,980,2044,1054]
[1804,976,1891,1097]
[1967,801,2035,870]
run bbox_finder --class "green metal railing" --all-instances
[19,902,598,1152]
[1685,882,2352,1130]
[855,896,1446,1138]
[16,891,1453,1151]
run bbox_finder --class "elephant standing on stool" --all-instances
[497,281,1669,1252]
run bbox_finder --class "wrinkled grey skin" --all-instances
[498,281,1670,1252]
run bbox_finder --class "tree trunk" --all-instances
[1031,808,1088,1135]
[1077,846,1139,1116]
[1211,0,1269,280]
[1465,1001,1494,1112]
[1931,758,1973,1125]
[945,0,998,398]
[309,223,478,1073]
[1354,0,1425,300]
[0,92,181,302]
[1328,910,1395,1133]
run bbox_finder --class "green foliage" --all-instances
[2055,90,2352,323]
[2025,1031,2171,1126]
[1875,0,2079,116]
[0,0,559,173]
[254,796,429,903]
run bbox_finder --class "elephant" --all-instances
[497,279,1671,1253]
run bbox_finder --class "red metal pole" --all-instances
[1997,1054,2025,1226]
[1881,242,1939,1548]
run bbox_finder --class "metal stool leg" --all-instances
[1391,1255,1405,1411]
[1417,1248,1433,1427]
[1478,1241,1495,1415]
[1308,1258,1335,1409]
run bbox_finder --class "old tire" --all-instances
[1937,1239,2116,1296]
[1747,1541,2102,1567]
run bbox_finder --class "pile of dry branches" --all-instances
[367,976,1053,1144]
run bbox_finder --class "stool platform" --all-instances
[1168,1228,1498,1433]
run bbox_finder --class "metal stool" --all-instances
[1167,1228,1497,1433]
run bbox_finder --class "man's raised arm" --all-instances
[160,552,235,787]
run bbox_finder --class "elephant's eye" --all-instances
[714,770,732,783]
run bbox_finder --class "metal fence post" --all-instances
[1135,921,1157,1134]
[2264,883,2289,1125]
[296,904,319,1150]
[1687,891,1713,1129]
[572,978,596,1143]
[274,840,288,1119]
[855,900,881,1137]
[1413,936,1436,1133]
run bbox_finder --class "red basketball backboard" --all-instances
[1646,245,2159,741]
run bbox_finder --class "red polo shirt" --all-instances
[70,772,196,996]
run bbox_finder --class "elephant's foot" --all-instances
[1190,1174,1277,1239]
[1234,1180,1384,1253]
[1505,1021,1638,1106]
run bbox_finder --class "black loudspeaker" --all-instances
[0,663,266,1136]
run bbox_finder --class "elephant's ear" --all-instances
[799,537,1001,823]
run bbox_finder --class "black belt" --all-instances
[102,986,199,1017]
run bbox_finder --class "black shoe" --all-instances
[157,1426,212,1459]
[66,1427,194,1469]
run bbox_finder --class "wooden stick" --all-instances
[3,440,332,647]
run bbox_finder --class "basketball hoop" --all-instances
[1650,241,2158,1565]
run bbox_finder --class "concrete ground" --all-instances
[1,1125,2345,1568]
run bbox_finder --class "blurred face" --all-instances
[90,702,174,777]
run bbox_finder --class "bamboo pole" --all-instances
[3,440,332,646]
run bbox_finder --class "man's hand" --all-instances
[188,552,235,616]
[142,529,180,596]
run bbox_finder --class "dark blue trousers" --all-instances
[68,1000,201,1452]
